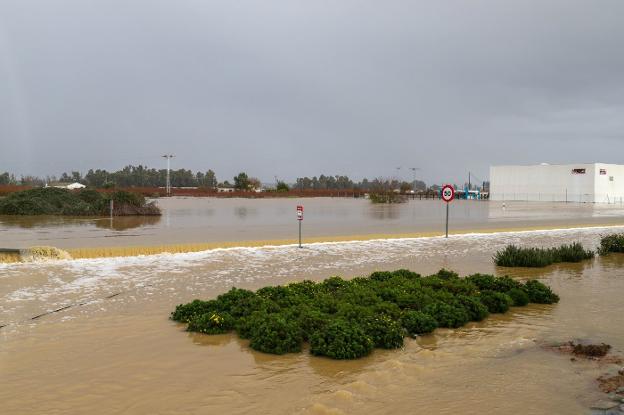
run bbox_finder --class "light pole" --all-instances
[162,154,175,196]
[409,167,420,190]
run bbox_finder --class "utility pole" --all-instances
[162,154,175,196]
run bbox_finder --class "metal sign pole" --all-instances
[297,205,303,248]
[441,184,454,238]
[445,202,449,238]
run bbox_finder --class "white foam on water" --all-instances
[1,225,623,328]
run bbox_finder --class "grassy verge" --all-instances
[494,243,594,267]
[171,269,559,359]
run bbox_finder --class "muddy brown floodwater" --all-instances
[3,197,624,251]
[2,224,624,414]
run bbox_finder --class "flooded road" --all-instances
[1,226,624,414]
[3,197,624,251]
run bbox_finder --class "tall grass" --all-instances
[598,234,624,255]
[494,243,594,267]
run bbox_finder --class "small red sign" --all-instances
[441,185,455,203]
[297,205,303,220]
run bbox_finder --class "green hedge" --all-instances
[493,243,594,267]
[171,269,559,359]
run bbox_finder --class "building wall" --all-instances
[490,164,597,202]
[593,163,624,204]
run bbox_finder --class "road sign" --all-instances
[441,184,455,203]
[297,205,304,248]
[441,185,455,238]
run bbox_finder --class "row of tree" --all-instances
[294,176,427,192]
[0,167,430,192]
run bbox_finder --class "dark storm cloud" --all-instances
[1,0,623,185]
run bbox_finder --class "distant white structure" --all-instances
[490,163,624,204]
[66,182,86,190]
[46,182,86,190]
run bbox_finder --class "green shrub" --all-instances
[216,287,256,305]
[455,295,489,321]
[494,243,594,268]
[371,302,402,320]
[0,187,159,216]
[401,311,438,336]
[228,294,277,318]
[295,308,329,340]
[187,312,235,334]
[310,319,374,359]
[361,316,404,349]
[320,276,350,293]
[507,288,530,306]
[248,314,303,354]
[492,276,522,292]
[522,280,560,304]
[394,289,431,310]
[256,285,302,308]
[286,280,319,299]
[423,302,470,328]
[336,303,374,321]
[172,268,559,359]
[479,291,513,313]
[598,234,624,255]
[369,271,395,282]
[235,310,270,339]
[434,269,459,280]
[391,269,421,279]
[171,299,220,322]
[466,274,497,291]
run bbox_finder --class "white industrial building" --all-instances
[490,163,624,203]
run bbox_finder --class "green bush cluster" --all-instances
[172,269,559,359]
[0,187,159,216]
[493,243,594,267]
[598,234,624,255]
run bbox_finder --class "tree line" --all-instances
[0,166,429,192]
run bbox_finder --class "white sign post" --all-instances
[297,205,303,248]
[441,184,455,238]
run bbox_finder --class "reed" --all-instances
[494,243,594,267]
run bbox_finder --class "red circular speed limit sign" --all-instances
[441,184,455,203]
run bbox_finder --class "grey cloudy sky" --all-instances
[1,0,623,185]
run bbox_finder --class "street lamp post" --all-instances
[162,154,175,196]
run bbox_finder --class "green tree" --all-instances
[234,172,250,190]
[204,170,217,188]
[276,181,290,192]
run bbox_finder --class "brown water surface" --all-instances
[3,197,624,250]
[1,226,623,414]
